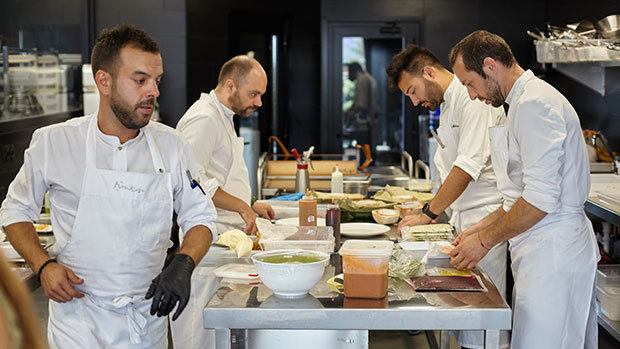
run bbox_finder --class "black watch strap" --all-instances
[422,203,438,220]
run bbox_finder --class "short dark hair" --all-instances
[386,44,444,91]
[448,30,516,78]
[90,24,160,77]
[217,55,258,85]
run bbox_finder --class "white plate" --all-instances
[275,217,326,226]
[340,223,390,237]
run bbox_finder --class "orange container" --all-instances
[338,240,393,299]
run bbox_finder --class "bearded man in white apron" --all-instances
[172,55,274,348]
[0,25,217,348]
[387,44,509,349]
[449,30,599,349]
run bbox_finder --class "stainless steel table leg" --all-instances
[439,330,450,349]
[484,329,500,349]
[215,328,231,349]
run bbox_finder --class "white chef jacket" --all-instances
[502,70,592,215]
[176,91,238,197]
[0,114,217,254]
[437,75,505,212]
[496,70,598,349]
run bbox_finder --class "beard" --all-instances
[421,79,444,111]
[110,89,154,129]
[230,90,257,117]
[484,76,505,108]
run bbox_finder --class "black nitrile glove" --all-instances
[145,253,195,321]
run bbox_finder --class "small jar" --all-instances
[325,204,341,251]
[299,196,317,226]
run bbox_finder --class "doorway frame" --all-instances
[321,20,421,158]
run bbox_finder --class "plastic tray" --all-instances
[597,265,620,288]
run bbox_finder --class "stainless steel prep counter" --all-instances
[202,246,511,349]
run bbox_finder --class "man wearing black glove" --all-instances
[146,253,195,320]
[0,25,216,349]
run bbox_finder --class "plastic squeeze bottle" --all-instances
[331,165,343,193]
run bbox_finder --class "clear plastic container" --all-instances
[597,285,620,321]
[597,265,620,288]
[259,226,334,253]
[338,240,394,298]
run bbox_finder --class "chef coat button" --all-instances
[117,146,122,151]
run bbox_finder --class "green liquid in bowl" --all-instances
[260,254,323,264]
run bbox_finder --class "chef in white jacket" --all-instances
[387,44,508,349]
[172,55,274,348]
[449,30,599,349]
[0,25,217,348]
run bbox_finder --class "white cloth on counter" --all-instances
[489,70,598,349]
[0,114,217,254]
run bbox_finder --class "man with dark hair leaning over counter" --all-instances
[386,44,508,349]
[448,30,599,349]
[0,24,217,348]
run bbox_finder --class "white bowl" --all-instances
[371,208,399,225]
[251,249,330,298]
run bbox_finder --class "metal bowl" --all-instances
[595,14,620,39]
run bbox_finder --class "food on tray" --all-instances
[394,201,424,218]
[439,244,454,255]
[371,208,399,225]
[33,224,52,233]
[355,199,383,207]
[389,250,424,279]
[404,224,453,242]
[372,185,435,203]
[309,190,365,203]
[216,229,253,257]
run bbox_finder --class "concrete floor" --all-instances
[31,287,620,348]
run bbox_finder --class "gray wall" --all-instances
[96,0,187,127]
[186,0,321,153]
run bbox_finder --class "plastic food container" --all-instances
[597,265,620,288]
[338,240,394,298]
[597,285,620,321]
[259,226,335,253]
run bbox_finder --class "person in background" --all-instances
[0,252,47,349]
[448,30,598,349]
[172,55,274,348]
[387,44,508,349]
[0,25,217,348]
[344,62,382,149]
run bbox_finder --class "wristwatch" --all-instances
[422,203,438,220]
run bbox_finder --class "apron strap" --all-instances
[86,294,149,345]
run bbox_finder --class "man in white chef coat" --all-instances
[448,30,599,349]
[0,25,217,348]
[171,55,274,348]
[387,44,509,349]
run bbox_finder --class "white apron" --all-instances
[435,124,509,349]
[171,92,251,349]
[48,116,173,349]
[489,126,598,349]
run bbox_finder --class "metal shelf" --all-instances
[551,61,620,96]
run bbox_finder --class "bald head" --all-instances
[217,55,266,86]
[215,55,268,117]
